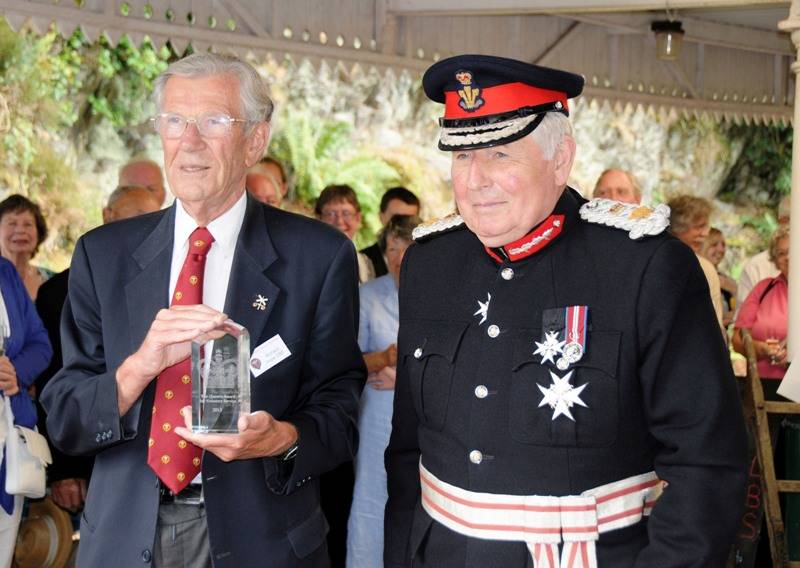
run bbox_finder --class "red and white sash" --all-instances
[419,461,664,568]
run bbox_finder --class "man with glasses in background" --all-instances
[42,53,365,568]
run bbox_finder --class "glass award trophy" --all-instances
[191,320,251,433]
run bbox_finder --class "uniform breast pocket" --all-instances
[400,320,469,432]
[509,329,621,447]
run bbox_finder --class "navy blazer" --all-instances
[42,196,366,568]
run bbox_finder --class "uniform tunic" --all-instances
[385,188,747,567]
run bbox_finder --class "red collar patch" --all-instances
[485,214,565,263]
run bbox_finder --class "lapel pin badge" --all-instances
[252,294,268,311]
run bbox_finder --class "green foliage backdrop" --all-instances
[0,21,791,272]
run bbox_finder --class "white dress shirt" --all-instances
[169,192,246,310]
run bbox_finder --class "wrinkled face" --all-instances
[593,170,639,204]
[385,234,412,282]
[0,209,38,258]
[247,172,282,207]
[380,198,419,225]
[704,234,726,266]
[119,162,166,206]
[319,199,361,240]
[774,236,790,277]
[160,74,267,219]
[674,216,710,253]
[451,133,575,248]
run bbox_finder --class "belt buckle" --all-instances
[174,484,203,506]
[159,483,203,506]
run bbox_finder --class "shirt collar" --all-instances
[484,187,582,264]
[174,191,247,253]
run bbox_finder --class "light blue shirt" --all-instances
[347,274,398,568]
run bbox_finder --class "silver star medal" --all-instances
[252,294,268,311]
[537,370,588,421]
[533,331,565,365]
[473,292,491,325]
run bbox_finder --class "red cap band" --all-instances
[444,82,568,119]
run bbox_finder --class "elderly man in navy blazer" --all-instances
[41,53,365,568]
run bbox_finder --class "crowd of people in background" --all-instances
[0,117,792,566]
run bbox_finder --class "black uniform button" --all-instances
[141,549,152,563]
[487,325,500,338]
[469,450,483,464]
[474,385,488,399]
[501,267,514,280]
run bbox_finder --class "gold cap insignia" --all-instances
[455,70,484,112]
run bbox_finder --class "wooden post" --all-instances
[779,3,800,363]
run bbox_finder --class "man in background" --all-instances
[360,187,420,277]
[118,158,166,207]
[35,184,161,514]
[592,168,641,204]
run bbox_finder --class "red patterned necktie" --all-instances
[147,227,214,494]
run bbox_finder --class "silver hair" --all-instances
[153,53,274,125]
[529,113,572,161]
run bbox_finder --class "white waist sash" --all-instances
[419,461,664,568]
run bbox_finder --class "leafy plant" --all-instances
[718,123,792,206]
[269,108,401,247]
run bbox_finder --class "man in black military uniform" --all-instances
[384,54,747,568]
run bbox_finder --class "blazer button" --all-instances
[413,347,423,359]
[95,433,102,443]
[501,267,514,280]
[469,450,483,464]
[474,385,489,399]
[141,549,152,563]
[487,325,500,338]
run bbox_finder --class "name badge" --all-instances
[250,335,292,377]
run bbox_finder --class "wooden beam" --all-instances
[219,0,270,38]
[386,0,786,17]
[660,59,699,99]
[560,12,793,56]
[0,1,429,70]
[533,21,581,65]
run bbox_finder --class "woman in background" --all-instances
[0,195,53,300]
[347,215,421,568]
[0,256,52,567]
[733,226,794,559]
[702,227,737,328]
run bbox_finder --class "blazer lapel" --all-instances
[224,196,280,345]
[125,207,175,354]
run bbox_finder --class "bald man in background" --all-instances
[35,184,162,514]
[119,158,166,207]
[592,168,641,204]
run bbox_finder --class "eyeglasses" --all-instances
[321,210,357,222]
[151,113,248,139]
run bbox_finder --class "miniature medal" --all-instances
[533,331,565,365]
[555,305,588,371]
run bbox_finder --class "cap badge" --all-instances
[455,70,484,112]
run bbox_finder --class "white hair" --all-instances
[529,113,572,161]
[153,53,274,125]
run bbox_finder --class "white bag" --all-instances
[2,396,51,498]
